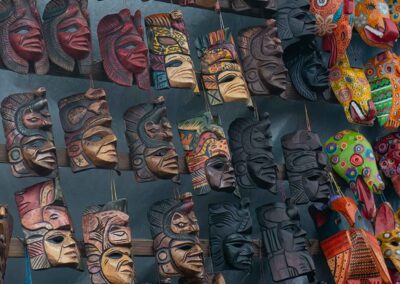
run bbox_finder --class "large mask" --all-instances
[82,199,134,284]
[178,112,236,195]
[58,88,118,173]
[0,0,49,74]
[43,0,92,74]
[281,130,330,205]
[123,96,179,183]
[354,0,398,49]
[0,205,12,284]
[228,113,277,193]
[0,88,58,178]
[256,200,316,282]
[237,19,288,97]
[98,9,150,90]
[329,55,376,126]
[325,130,385,220]
[195,28,251,106]
[15,180,81,270]
[145,10,197,90]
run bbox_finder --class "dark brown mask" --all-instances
[0,205,12,284]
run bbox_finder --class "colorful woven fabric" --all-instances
[370,77,393,126]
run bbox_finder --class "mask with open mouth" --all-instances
[324,130,385,220]
[329,55,376,126]
[195,28,251,106]
[82,199,134,284]
[58,88,118,173]
[0,205,12,284]
[0,88,58,178]
[354,0,398,49]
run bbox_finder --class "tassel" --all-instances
[24,246,32,284]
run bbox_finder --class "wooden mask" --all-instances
[43,0,92,74]
[0,88,58,178]
[15,180,81,270]
[58,88,118,173]
[98,9,150,90]
[256,201,316,282]
[145,10,197,90]
[123,96,179,183]
[228,113,277,193]
[237,19,288,97]
[82,199,134,284]
[0,205,12,284]
[195,28,251,106]
[217,0,277,13]
[0,0,49,75]
[281,130,330,205]
[178,112,236,195]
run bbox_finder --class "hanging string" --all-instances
[277,181,286,202]
[173,182,181,200]
[89,73,94,89]
[24,245,32,284]
[215,0,225,30]
[110,170,118,201]
[258,240,266,284]
[304,103,311,132]
[251,97,260,121]
[328,172,344,197]
[199,74,212,113]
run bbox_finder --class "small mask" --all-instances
[178,112,236,195]
[281,129,330,205]
[98,9,150,90]
[256,200,316,282]
[0,0,49,74]
[145,10,197,90]
[15,180,82,270]
[0,205,12,284]
[330,55,376,126]
[82,199,134,284]
[354,0,398,49]
[58,88,118,173]
[0,88,58,178]
[365,51,400,129]
[124,96,179,183]
[325,130,385,220]
[228,113,277,193]
[195,28,251,106]
[237,19,288,97]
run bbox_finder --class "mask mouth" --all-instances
[355,175,376,220]
[349,100,375,125]
[363,18,399,47]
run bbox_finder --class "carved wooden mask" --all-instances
[195,28,251,106]
[178,112,236,195]
[15,180,81,270]
[0,0,49,74]
[0,88,58,178]
[82,199,134,284]
[228,113,277,193]
[58,88,118,173]
[43,0,92,74]
[124,96,179,183]
[98,9,150,90]
[145,10,197,90]
[0,205,12,284]
[217,0,277,12]
[237,19,288,97]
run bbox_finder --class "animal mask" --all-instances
[329,55,376,126]
[0,88,58,178]
[0,205,12,284]
[98,9,150,90]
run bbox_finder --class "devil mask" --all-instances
[228,113,277,193]
[178,112,236,195]
[195,28,251,106]
[281,130,330,205]
[0,88,57,178]
[98,9,150,90]
[123,96,179,183]
[0,0,49,74]
[58,88,118,173]
[145,10,197,90]
[82,199,134,284]
[209,200,253,271]
[325,130,385,220]
[15,180,81,270]
[237,19,288,97]
[330,55,376,126]
[0,206,12,284]
[256,201,316,282]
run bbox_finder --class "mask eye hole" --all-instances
[62,25,78,33]
[108,252,123,259]
[47,236,64,244]
[211,161,224,170]
[166,60,182,68]
[15,27,30,34]
[317,0,327,6]
[87,134,104,142]
[219,74,236,84]
[367,3,376,10]
[178,245,193,251]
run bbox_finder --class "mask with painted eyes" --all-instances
[58,88,118,173]
[98,9,150,90]
[145,10,197,91]
[15,180,82,270]
[0,0,49,74]
[82,199,134,284]
[178,112,236,195]
[0,205,12,284]
[0,88,58,178]
[324,130,385,220]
